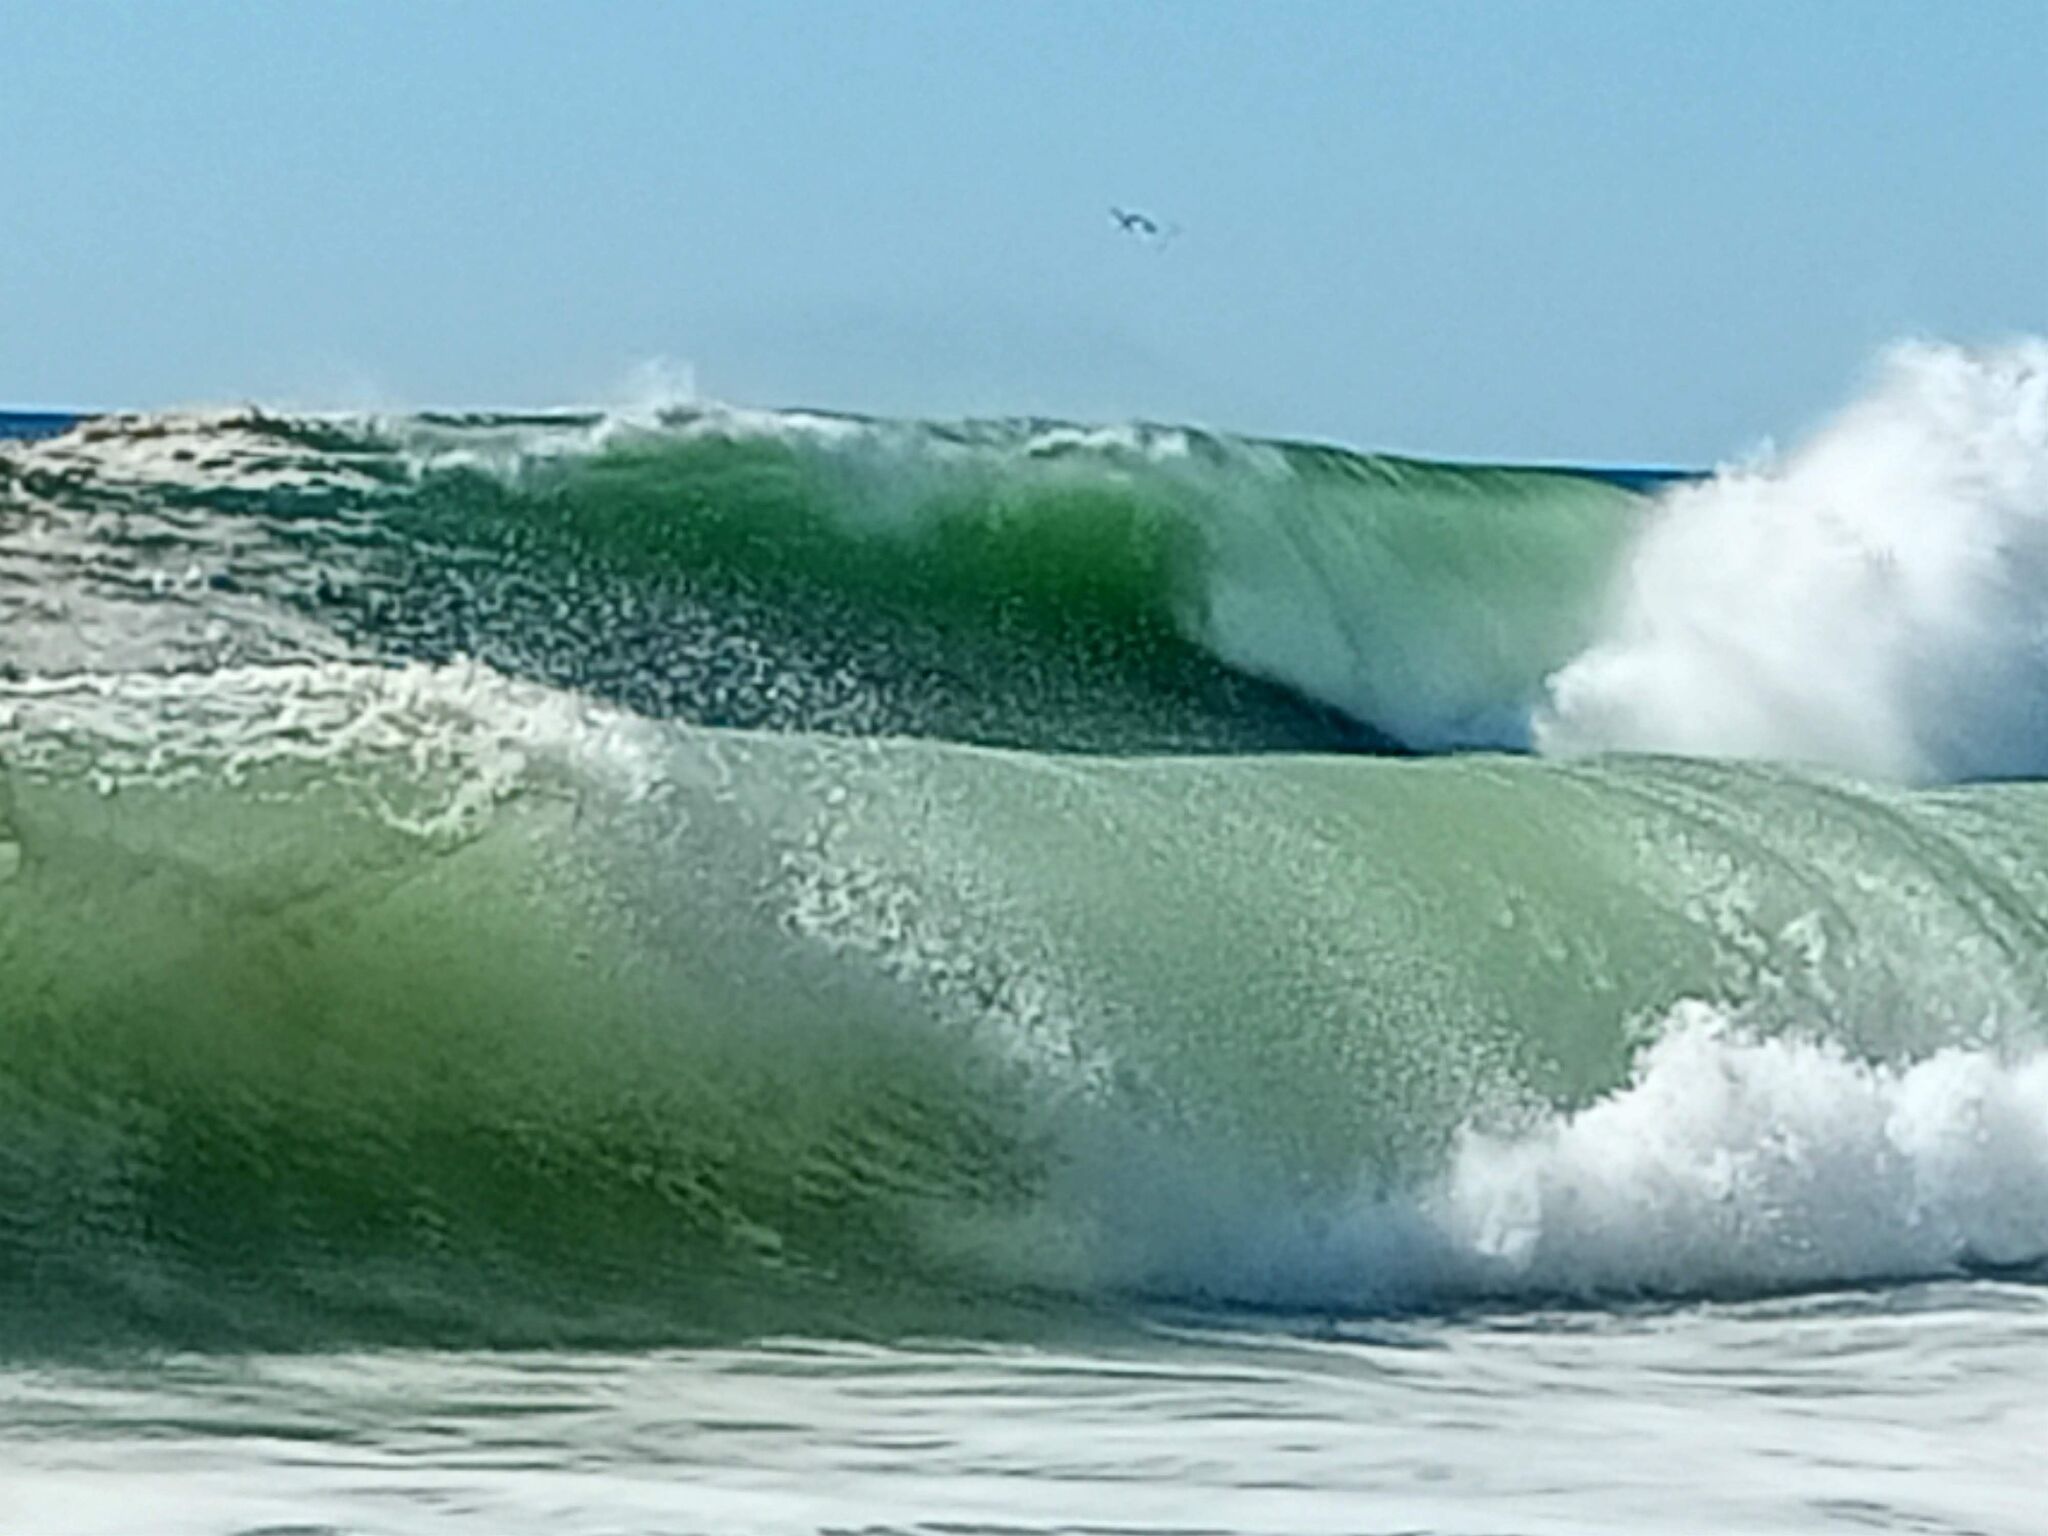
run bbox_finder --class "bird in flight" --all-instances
[1111,206,1179,246]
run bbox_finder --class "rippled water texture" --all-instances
[9,1287,2046,1535]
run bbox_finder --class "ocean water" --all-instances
[0,411,79,443]
[4,340,2047,1532]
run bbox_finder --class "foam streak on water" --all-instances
[6,1294,2046,1536]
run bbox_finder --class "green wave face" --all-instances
[4,665,2046,1351]
[0,409,1644,753]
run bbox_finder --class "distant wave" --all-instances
[0,404,1645,753]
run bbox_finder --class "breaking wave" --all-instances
[6,345,2048,1354]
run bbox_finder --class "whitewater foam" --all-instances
[1078,1004,2048,1310]
[0,659,663,841]
[1540,339,2048,783]
[1434,1004,2048,1294]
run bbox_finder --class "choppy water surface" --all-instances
[9,1287,2045,1535]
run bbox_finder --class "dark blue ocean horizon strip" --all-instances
[0,411,81,441]
[1576,466,1701,494]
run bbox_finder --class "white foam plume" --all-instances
[1065,1003,2048,1309]
[1539,339,2048,783]
[1434,1005,2048,1296]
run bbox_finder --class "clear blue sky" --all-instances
[3,1,2041,463]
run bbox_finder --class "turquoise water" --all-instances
[4,363,2046,1531]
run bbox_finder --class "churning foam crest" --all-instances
[1432,1004,2048,1296]
[1090,1004,2048,1308]
[1538,339,2048,783]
